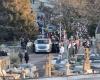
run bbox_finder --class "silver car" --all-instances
[34,38,52,53]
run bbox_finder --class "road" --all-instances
[29,53,47,77]
[27,53,58,77]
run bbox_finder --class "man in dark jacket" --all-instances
[24,50,29,63]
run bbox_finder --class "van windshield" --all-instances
[37,40,49,44]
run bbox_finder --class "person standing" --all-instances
[72,41,77,56]
[68,41,74,58]
[59,44,64,59]
[20,38,26,50]
[26,40,33,54]
[24,50,29,63]
[18,52,23,63]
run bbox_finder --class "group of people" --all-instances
[47,32,60,42]
[58,38,80,60]
[18,50,29,64]
[68,40,79,59]
[20,37,33,53]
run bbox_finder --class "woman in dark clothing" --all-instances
[24,50,29,63]
[18,52,23,63]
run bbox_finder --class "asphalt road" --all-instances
[27,53,58,77]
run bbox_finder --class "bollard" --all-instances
[21,69,26,79]
[45,61,49,77]
[83,48,92,74]
[45,54,52,77]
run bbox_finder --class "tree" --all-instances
[54,0,83,37]
[54,0,100,37]
[79,0,100,37]
[0,0,38,39]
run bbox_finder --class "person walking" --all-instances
[24,50,29,63]
[18,52,23,63]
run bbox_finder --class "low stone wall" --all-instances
[33,74,100,80]
[0,56,10,69]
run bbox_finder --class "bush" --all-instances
[10,54,20,67]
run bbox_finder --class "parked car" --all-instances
[34,38,52,53]
[0,51,8,56]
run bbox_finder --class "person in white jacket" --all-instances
[59,44,64,59]
[26,40,33,53]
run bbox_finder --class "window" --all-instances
[37,40,49,44]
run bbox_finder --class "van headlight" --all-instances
[46,45,50,49]
[35,44,38,48]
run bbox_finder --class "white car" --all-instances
[34,38,52,53]
[47,24,55,32]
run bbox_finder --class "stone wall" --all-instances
[0,56,10,69]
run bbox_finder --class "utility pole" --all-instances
[66,43,71,76]
[59,2,62,42]
[42,15,45,35]
[60,21,62,42]
[66,0,71,76]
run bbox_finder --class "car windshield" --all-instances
[37,39,49,44]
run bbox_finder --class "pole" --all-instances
[83,48,92,74]
[60,22,62,42]
[48,54,52,77]
[45,53,52,77]
[42,27,44,35]
[59,2,62,42]
[66,46,70,76]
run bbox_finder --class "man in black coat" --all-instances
[24,50,29,63]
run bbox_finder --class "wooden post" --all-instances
[83,48,92,74]
[66,63,70,76]
[45,61,49,76]
[45,54,52,77]
[48,54,52,77]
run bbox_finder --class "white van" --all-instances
[34,38,52,53]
